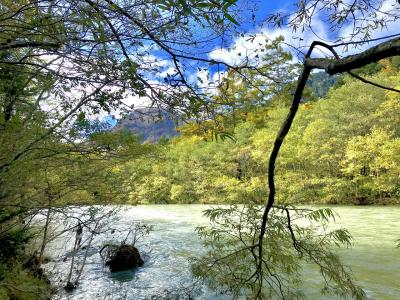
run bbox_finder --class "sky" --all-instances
[105,0,400,121]
[109,1,302,117]
[208,0,400,64]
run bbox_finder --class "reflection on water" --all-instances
[46,205,400,299]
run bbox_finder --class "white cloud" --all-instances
[209,0,400,67]
[158,66,177,78]
[208,16,333,69]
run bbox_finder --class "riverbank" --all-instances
[0,262,52,300]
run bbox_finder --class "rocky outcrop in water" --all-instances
[103,244,144,272]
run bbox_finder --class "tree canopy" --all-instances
[1,0,400,299]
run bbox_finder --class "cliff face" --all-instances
[116,108,179,142]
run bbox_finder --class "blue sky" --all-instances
[241,0,291,26]
[204,0,400,69]
[106,0,400,119]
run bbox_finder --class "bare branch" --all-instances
[0,42,60,51]
[258,35,400,280]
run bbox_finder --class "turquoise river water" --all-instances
[45,205,399,299]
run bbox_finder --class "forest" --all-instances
[128,60,400,206]
[1,0,400,299]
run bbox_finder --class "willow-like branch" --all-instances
[257,36,400,286]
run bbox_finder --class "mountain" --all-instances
[307,71,340,98]
[116,108,179,142]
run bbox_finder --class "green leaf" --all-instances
[224,12,239,25]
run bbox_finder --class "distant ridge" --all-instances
[116,108,179,142]
[307,71,339,98]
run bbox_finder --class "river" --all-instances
[44,205,400,299]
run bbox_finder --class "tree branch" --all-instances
[305,37,400,75]
[258,35,400,278]
[0,42,60,51]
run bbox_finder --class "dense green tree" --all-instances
[0,0,243,296]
